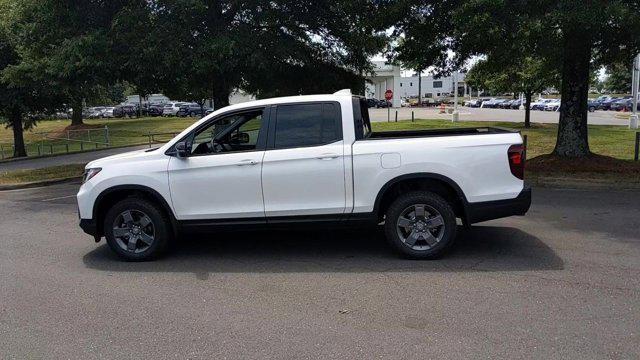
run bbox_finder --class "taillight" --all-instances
[508,144,525,180]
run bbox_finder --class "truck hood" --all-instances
[85,148,154,168]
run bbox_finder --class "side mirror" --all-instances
[230,132,250,144]
[175,141,189,158]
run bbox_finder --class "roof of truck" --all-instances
[214,89,353,114]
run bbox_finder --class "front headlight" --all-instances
[82,168,102,184]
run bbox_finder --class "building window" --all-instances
[433,81,442,88]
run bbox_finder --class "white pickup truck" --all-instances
[78,90,530,261]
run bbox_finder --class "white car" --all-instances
[530,99,552,110]
[102,107,115,118]
[544,100,561,111]
[77,89,531,261]
[162,102,183,116]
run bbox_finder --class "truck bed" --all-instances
[367,127,516,140]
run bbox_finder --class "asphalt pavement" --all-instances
[0,184,639,359]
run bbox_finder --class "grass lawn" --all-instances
[0,163,85,185]
[375,120,638,160]
[1,116,638,160]
[0,117,640,184]
[0,117,197,158]
[0,117,638,187]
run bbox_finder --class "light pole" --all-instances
[631,53,639,129]
[452,71,459,122]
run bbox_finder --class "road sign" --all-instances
[385,89,393,101]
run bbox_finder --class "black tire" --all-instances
[589,106,595,112]
[103,197,172,261]
[384,191,457,259]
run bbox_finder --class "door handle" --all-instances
[316,153,339,160]
[236,159,258,166]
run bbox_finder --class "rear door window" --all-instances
[273,103,341,149]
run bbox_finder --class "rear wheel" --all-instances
[384,191,457,259]
[104,197,172,261]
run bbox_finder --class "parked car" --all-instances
[375,99,392,108]
[544,99,561,111]
[510,99,523,109]
[366,98,380,108]
[87,107,107,119]
[102,107,115,118]
[162,102,184,116]
[77,89,531,261]
[499,99,515,109]
[587,100,600,112]
[480,98,501,108]
[177,103,212,117]
[610,98,633,111]
[113,104,137,118]
[599,97,621,111]
[530,99,553,111]
[143,104,164,117]
[464,99,479,107]
[612,99,640,112]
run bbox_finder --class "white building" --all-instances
[365,61,402,107]
[125,94,171,104]
[398,72,466,99]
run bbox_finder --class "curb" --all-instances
[0,176,82,191]
[527,177,640,191]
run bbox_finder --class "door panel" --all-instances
[261,141,345,216]
[168,152,265,220]
[167,108,267,220]
[261,102,346,217]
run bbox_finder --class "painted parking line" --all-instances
[40,194,77,202]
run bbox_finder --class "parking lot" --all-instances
[1,183,639,359]
[369,106,629,125]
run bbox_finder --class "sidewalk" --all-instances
[0,145,150,172]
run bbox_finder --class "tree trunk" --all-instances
[553,29,591,157]
[524,92,532,128]
[71,98,84,126]
[10,107,27,158]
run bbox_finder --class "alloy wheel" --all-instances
[112,210,155,253]
[396,204,445,251]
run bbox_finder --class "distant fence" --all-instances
[146,131,181,147]
[0,126,110,160]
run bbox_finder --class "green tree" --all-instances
[604,63,632,94]
[0,2,61,158]
[390,0,640,158]
[132,0,385,109]
[466,57,559,128]
[6,0,136,126]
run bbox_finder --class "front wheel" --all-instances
[384,191,457,259]
[104,197,172,261]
